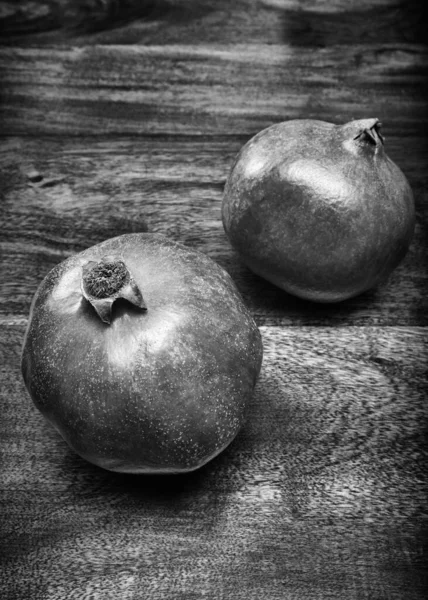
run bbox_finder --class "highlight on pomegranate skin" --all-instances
[21,233,263,474]
[222,118,415,303]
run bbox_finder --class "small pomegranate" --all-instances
[21,233,262,474]
[222,118,415,302]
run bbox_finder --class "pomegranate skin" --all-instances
[222,118,415,302]
[21,234,263,474]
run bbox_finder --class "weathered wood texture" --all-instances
[1,323,428,599]
[1,135,427,325]
[1,0,427,598]
[0,0,425,46]
[1,43,428,136]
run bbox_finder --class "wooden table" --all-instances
[1,1,427,598]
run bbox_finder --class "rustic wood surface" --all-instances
[1,1,427,599]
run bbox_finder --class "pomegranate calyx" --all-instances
[341,118,384,156]
[81,257,147,324]
[353,120,384,148]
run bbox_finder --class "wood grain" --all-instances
[1,322,427,599]
[1,42,427,136]
[1,0,427,597]
[0,0,425,46]
[1,135,426,325]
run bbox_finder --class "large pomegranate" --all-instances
[222,118,415,302]
[21,233,263,473]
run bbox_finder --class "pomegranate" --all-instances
[21,233,263,473]
[222,118,415,302]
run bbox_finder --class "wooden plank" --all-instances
[0,43,427,136]
[0,0,425,47]
[1,322,427,599]
[1,135,426,325]
[0,1,427,598]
